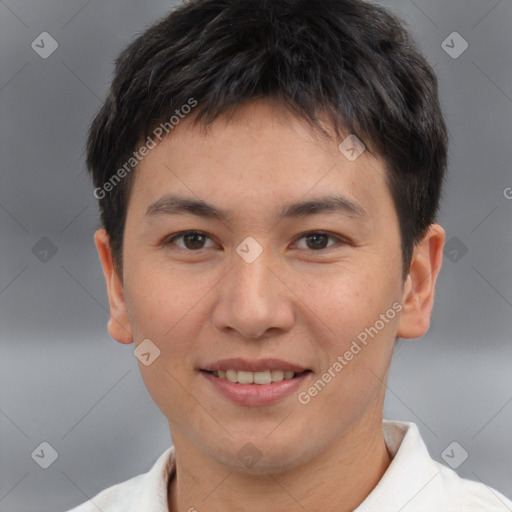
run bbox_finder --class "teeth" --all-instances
[213,369,298,384]
[237,371,254,384]
[254,371,272,385]
[226,369,237,383]
[270,370,284,382]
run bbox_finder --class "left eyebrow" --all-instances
[278,195,368,220]
[144,194,368,221]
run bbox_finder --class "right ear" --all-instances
[94,228,133,344]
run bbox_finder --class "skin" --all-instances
[94,99,444,512]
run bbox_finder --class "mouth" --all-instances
[199,359,312,406]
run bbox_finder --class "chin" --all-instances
[209,437,313,476]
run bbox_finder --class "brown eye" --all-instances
[183,232,206,249]
[295,232,339,251]
[305,233,329,250]
[166,231,215,250]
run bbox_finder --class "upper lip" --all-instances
[201,358,309,373]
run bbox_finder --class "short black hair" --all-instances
[87,0,448,279]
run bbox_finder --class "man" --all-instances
[68,0,512,510]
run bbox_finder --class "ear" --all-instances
[94,228,133,344]
[397,224,445,339]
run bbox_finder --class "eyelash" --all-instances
[162,230,347,252]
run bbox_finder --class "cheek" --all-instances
[124,267,206,418]
[300,261,400,374]
[300,265,378,337]
[136,357,199,435]
[124,261,207,340]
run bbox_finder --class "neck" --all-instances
[168,415,392,512]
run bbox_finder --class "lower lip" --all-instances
[201,371,311,406]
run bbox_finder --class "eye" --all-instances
[163,230,346,253]
[165,231,216,251]
[294,232,343,251]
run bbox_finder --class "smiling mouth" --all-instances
[204,369,310,385]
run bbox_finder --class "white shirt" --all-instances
[67,420,512,511]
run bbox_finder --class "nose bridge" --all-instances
[230,246,277,314]
[230,235,275,299]
[212,243,294,338]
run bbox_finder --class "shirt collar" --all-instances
[127,445,176,512]
[354,420,441,511]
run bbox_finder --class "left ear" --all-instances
[397,223,445,339]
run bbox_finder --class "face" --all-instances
[96,99,441,474]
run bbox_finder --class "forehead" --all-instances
[129,100,395,225]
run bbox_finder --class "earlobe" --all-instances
[93,228,133,344]
[396,224,445,340]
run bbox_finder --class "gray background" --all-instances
[0,0,511,510]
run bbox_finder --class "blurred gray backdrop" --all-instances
[0,0,511,510]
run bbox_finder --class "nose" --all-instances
[211,248,295,340]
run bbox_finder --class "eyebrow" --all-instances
[145,194,368,222]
